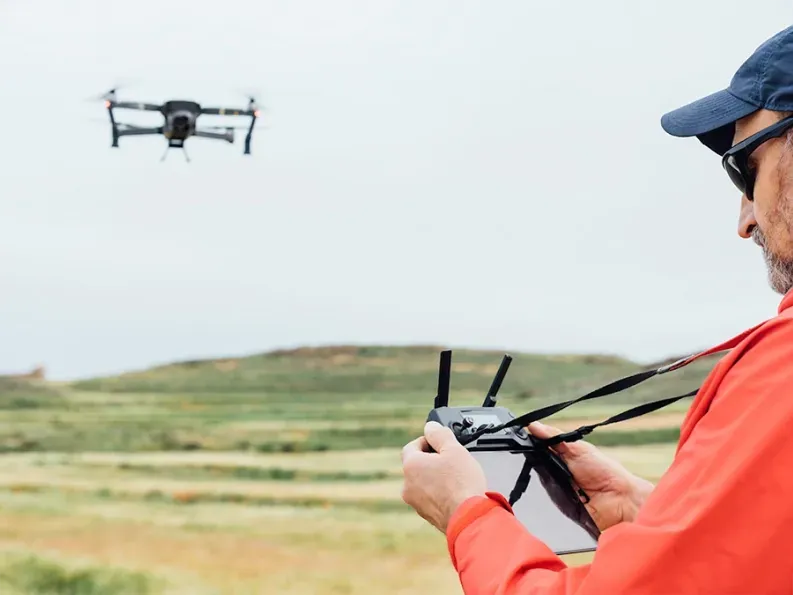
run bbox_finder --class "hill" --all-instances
[0,345,721,454]
[70,343,716,403]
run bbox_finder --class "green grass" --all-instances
[0,344,701,593]
[107,462,393,482]
[0,404,687,454]
[0,377,68,410]
[0,551,160,595]
[0,344,715,454]
[586,427,680,446]
[0,443,678,594]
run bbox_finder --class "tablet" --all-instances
[472,450,600,555]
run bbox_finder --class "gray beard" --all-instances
[752,226,793,294]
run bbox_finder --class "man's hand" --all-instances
[528,421,655,531]
[401,421,488,533]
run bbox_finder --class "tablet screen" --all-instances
[472,450,600,555]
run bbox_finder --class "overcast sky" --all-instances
[1,1,791,380]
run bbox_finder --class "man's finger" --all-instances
[424,421,461,452]
[527,421,592,457]
[526,421,564,439]
[401,436,429,463]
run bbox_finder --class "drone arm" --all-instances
[194,129,234,143]
[116,126,163,137]
[200,107,255,116]
[108,101,162,112]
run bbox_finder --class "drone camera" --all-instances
[173,115,190,131]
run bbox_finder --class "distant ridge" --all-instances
[85,343,638,379]
[0,365,46,381]
[64,343,721,408]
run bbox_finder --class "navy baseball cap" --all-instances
[661,25,793,156]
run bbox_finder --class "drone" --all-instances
[94,88,263,161]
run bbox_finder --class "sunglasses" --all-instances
[722,114,793,201]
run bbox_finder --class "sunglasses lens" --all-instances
[724,155,747,194]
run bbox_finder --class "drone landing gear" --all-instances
[161,140,190,163]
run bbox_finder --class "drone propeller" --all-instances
[85,89,114,102]
[85,79,140,102]
[236,87,261,100]
[245,96,262,115]
[233,87,267,113]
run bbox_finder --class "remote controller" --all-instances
[426,349,574,481]
[424,349,600,554]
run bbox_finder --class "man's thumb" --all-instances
[424,421,460,452]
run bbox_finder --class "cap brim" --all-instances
[661,89,759,155]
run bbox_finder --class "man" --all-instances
[401,25,793,594]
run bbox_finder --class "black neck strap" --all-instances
[458,349,727,447]
[490,320,771,508]
[538,389,698,446]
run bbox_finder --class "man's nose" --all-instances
[737,195,757,239]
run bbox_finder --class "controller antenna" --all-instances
[434,349,452,408]
[482,354,512,407]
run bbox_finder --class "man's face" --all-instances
[735,109,793,294]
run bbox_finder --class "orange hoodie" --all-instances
[446,289,793,594]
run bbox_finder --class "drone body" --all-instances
[99,88,262,161]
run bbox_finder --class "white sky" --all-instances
[1,1,791,380]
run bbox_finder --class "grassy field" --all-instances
[0,345,716,594]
